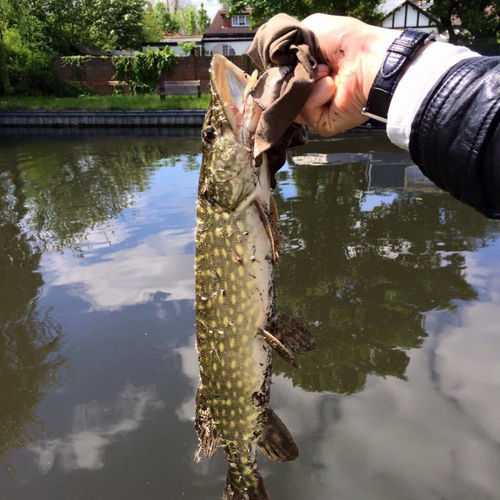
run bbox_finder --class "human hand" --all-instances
[295,14,401,136]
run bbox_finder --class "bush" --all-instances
[178,41,196,56]
[113,47,175,95]
[1,27,86,96]
[113,81,127,95]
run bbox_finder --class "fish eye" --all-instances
[203,126,216,143]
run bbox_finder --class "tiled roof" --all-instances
[204,9,258,37]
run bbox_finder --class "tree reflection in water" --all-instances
[0,169,65,474]
[0,133,199,472]
[11,136,200,252]
[273,160,499,395]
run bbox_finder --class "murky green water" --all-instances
[1,128,500,500]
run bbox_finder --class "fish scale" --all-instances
[196,195,272,441]
[194,54,315,500]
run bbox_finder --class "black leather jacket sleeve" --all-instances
[409,56,500,219]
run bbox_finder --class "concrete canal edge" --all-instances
[0,109,207,127]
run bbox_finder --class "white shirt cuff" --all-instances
[387,42,480,151]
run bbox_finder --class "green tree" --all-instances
[0,0,86,94]
[24,0,85,52]
[0,28,11,93]
[82,0,147,50]
[142,3,165,41]
[178,40,196,55]
[0,13,69,95]
[152,1,212,37]
[196,2,211,33]
[431,0,500,43]
[176,5,198,35]
[154,0,181,34]
[223,0,383,27]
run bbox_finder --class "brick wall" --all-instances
[54,55,257,95]
[54,57,117,95]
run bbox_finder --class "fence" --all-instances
[54,55,257,96]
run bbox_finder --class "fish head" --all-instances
[200,55,263,210]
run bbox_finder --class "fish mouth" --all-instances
[210,55,260,138]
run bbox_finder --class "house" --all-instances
[141,9,258,57]
[202,9,258,56]
[380,0,443,37]
[142,35,203,57]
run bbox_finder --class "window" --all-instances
[232,15,249,27]
[222,44,236,56]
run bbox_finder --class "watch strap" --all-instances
[362,29,435,123]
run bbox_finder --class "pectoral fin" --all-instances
[252,198,283,262]
[194,384,219,461]
[269,313,316,354]
[258,408,298,462]
[257,327,298,368]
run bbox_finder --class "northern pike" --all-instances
[195,55,315,500]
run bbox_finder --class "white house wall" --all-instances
[394,7,406,27]
[203,40,252,56]
[382,3,439,33]
[142,44,203,56]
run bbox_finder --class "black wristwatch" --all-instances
[362,29,435,123]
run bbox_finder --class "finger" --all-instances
[315,64,330,81]
[303,76,336,111]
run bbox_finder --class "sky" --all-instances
[191,0,223,20]
[151,0,224,21]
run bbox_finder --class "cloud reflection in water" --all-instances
[44,229,195,311]
[30,385,165,472]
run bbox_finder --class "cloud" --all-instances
[30,385,165,472]
[174,335,199,423]
[434,254,500,443]
[44,229,195,311]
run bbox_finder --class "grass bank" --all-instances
[0,94,210,111]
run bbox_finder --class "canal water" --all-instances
[1,129,500,500]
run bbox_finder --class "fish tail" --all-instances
[222,469,270,500]
[222,447,270,500]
